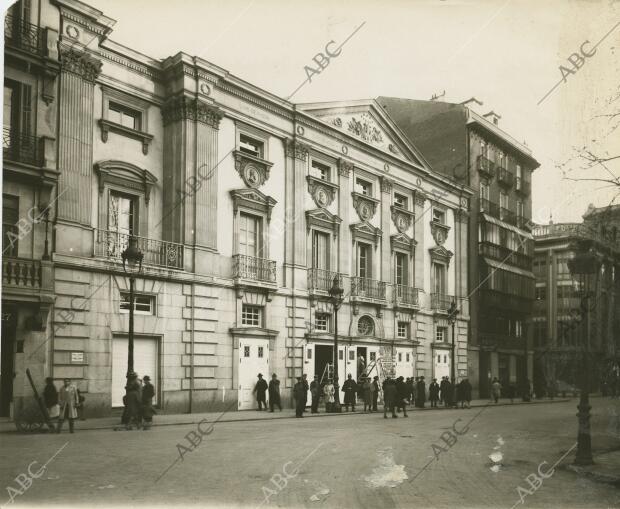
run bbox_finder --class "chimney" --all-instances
[483,110,501,126]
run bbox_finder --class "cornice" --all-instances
[99,49,162,81]
[161,95,223,128]
[59,47,102,83]
[217,80,294,122]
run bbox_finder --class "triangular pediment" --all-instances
[391,232,417,254]
[429,244,454,265]
[230,187,275,206]
[350,221,382,244]
[297,100,429,169]
[230,188,277,218]
[306,208,341,224]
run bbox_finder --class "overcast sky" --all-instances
[89,0,620,224]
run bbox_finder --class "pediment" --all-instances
[94,160,158,204]
[391,232,417,254]
[306,208,342,235]
[297,100,427,167]
[429,245,454,265]
[350,221,382,244]
[230,188,277,219]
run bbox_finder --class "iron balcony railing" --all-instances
[479,242,532,271]
[3,127,41,166]
[497,168,514,187]
[350,277,386,301]
[232,254,276,283]
[477,155,495,177]
[4,14,45,55]
[94,229,184,270]
[393,284,420,307]
[2,257,42,288]
[307,268,343,292]
[515,177,531,196]
[431,292,454,312]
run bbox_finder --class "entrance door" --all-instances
[238,338,269,410]
[0,307,17,417]
[111,337,158,407]
[433,350,451,380]
[315,345,333,384]
[356,347,367,378]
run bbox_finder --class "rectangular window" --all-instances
[242,305,262,326]
[432,263,446,295]
[2,194,19,257]
[394,193,408,209]
[358,243,371,279]
[311,159,330,181]
[120,293,155,315]
[500,192,508,211]
[480,141,488,158]
[339,350,344,360]
[436,326,447,343]
[315,313,330,332]
[307,348,312,360]
[516,164,523,183]
[239,213,261,258]
[244,346,250,357]
[535,286,546,300]
[516,200,524,218]
[108,101,141,130]
[398,352,402,362]
[480,182,489,201]
[497,151,506,169]
[356,178,372,196]
[432,208,446,224]
[397,322,408,339]
[370,352,376,362]
[348,350,355,361]
[406,353,410,362]
[258,346,264,358]
[395,252,408,286]
[312,230,330,270]
[109,192,137,236]
[3,79,32,136]
[239,133,264,158]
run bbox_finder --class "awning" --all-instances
[481,213,534,239]
[482,257,536,279]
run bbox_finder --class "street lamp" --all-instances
[448,299,459,407]
[328,274,344,413]
[121,236,143,381]
[567,239,600,466]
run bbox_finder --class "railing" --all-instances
[4,14,45,55]
[500,207,517,226]
[3,127,41,166]
[479,242,532,270]
[307,268,342,292]
[515,177,531,196]
[497,168,514,187]
[477,155,495,177]
[431,292,454,312]
[232,254,276,283]
[480,198,500,217]
[2,258,41,288]
[393,284,420,307]
[350,277,386,301]
[94,229,184,270]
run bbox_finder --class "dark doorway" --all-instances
[1,306,17,417]
[356,347,367,378]
[315,345,333,384]
[479,350,491,399]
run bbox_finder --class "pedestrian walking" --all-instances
[383,378,398,418]
[253,373,268,411]
[141,375,156,430]
[342,374,357,412]
[57,378,79,433]
[372,376,380,411]
[43,377,59,432]
[293,377,306,417]
[268,373,282,412]
[396,376,409,417]
[415,376,426,408]
[491,377,502,404]
[460,378,472,408]
[309,375,320,414]
[324,379,335,412]
[429,378,440,408]
[362,377,372,412]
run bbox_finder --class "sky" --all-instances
[89,0,620,224]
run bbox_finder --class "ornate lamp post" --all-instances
[567,239,600,466]
[328,275,344,413]
[447,300,459,388]
[121,236,143,382]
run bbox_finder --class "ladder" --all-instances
[320,362,334,386]
[363,356,395,403]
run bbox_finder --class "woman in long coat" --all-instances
[141,375,156,430]
[57,378,79,433]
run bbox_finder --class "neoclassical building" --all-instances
[2,0,472,417]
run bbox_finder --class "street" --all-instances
[1,399,619,508]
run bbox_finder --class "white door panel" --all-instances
[238,338,269,410]
[112,337,158,407]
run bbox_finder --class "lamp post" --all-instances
[121,236,143,382]
[328,275,344,413]
[448,299,459,407]
[567,239,600,466]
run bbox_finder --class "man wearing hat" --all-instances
[293,377,306,417]
[253,373,268,411]
[429,378,440,408]
[141,375,156,430]
[268,373,282,412]
[372,376,380,411]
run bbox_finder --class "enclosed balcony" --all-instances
[232,254,276,283]
[477,155,495,178]
[350,277,386,302]
[393,284,420,309]
[479,242,532,271]
[497,168,514,188]
[431,292,454,313]
[3,128,42,166]
[4,14,45,56]
[94,229,184,270]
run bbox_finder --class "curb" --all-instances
[0,398,572,434]
[566,464,620,487]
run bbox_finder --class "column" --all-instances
[338,159,353,276]
[380,176,393,283]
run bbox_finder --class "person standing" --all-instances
[372,376,380,411]
[491,377,502,404]
[415,376,426,408]
[461,378,472,408]
[43,377,59,432]
[253,373,268,411]
[361,377,372,412]
[141,375,156,430]
[57,378,79,433]
[429,378,440,408]
[309,375,320,414]
[342,374,357,412]
[383,379,398,418]
[406,378,415,406]
[396,376,409,417]
[125,375,142,430]
[324,379,335,412]
[269,373,282,412]
[293,377,306,417]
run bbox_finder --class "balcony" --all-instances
[393,284,420,309]
[497,168,514,188]
[431,292,454,313]
[499,207,517,226]
[479,332,525,351]
[480,198,500,217]
[307,268,343,293]
[232,254,276,283]
[479,242,532,270]
[3,128,42,166]
[477,155,495,178]
[94,229,184,270]
[3,258,42,289]
[515,177,531,196]
[4,14,45,56]
[350,277,386,302]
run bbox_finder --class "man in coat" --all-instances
[268,373,282,412]
[309,375,321,413]
[293,377,306,417]
[460,378,472,408]
[395,376,409,417]
[429,378,440,408]
[57,378,79,433]
[440,377,449,407]
[361,377,372,412]
[141,375,156,429]
[383,378,398,418]
[342,374,358,412]
[253,373,268,411]
[372,376,380,411]
[43,377,58,431]
[415,376,426,408]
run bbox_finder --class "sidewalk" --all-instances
[0,397,571,434]
[568,449,620,487]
